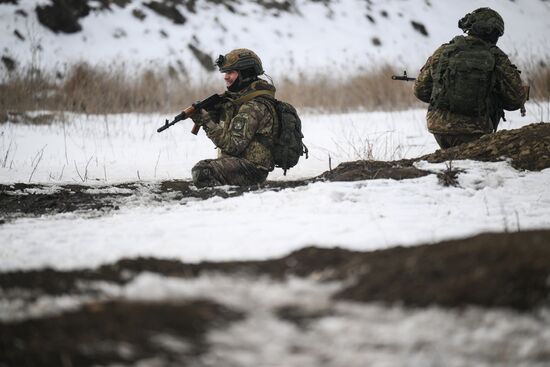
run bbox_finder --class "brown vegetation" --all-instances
[1,62,419,114]
[1,60,549,115]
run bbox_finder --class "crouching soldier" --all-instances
[190,49,278,187]
[413,7,527,149]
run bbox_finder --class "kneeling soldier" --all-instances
[191,48,278,187]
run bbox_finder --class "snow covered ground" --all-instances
[1,103,549,271]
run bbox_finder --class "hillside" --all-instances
[1,0,550,79]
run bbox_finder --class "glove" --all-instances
[190,110,212,126]
[204,103,222,124]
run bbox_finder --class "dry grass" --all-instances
[1,61,548,115]
[277,65,420,112]
[523,61,550,102]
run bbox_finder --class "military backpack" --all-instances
[236,90,308,175]
[271,100,308,175]
[431,36,497,118]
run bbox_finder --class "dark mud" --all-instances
[2,230,549,366]
[3,230,549,311]
[0,179,310,221]
[1,300,243,367]
[320,159,429,181]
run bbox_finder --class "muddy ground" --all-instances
[1,230,549,366]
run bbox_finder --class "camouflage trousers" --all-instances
[433,133,485,149]
[192,157,269,188]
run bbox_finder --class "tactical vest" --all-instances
[431,36,497,120]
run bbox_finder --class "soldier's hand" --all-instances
[204,103,222,124]
[190,110,211,126]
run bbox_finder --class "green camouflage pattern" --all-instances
[459,7,504,37]
[414,35,526,135]
[191,79,277,187]
[433,133,484,149]
[192,157,269,188]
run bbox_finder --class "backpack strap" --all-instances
[232,89,275,106]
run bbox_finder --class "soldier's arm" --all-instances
[204,101,267,156]
[413,45,445,103]
[493,50,527,111]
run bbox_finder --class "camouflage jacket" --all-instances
[414,35,526,135]
[202,80,277,171]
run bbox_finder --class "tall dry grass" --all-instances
[1,61,549,115]
[523,61,550,103]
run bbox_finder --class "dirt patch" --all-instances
[0,183,131,219]
[0,179,311,220]
[3,230,549,311]
[0,300,243,367]
[411,20,429,36]
[188,43,216,72]
[36,0,90,34]
[420,122,550,171]
[319,159,429,181]
[333,230,550,311]
[143,1,186,24]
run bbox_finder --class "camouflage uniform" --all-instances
[414,8,527,149]
[191,79,277,188]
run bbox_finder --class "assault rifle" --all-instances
[157,94,223,134]
[391,71,416,81]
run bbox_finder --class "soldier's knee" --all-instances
[192,161,221,188]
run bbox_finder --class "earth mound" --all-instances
[322,122,550,182]
[2,230,549,311]
[420,122,550,171]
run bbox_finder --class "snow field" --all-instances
[1,104,549,272]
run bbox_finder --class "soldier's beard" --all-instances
[227,74,257,92]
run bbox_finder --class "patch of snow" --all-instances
[83,187,134,195]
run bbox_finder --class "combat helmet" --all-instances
[215,48,264,76]
[458,7,504,41]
